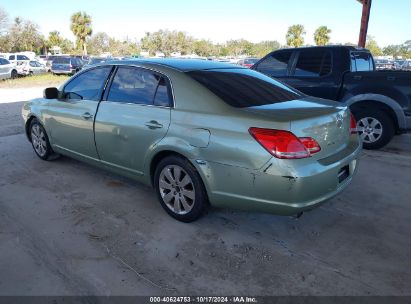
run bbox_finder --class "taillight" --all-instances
[350,112,357,134]
[249,128,321,159]
[299,137,321,154]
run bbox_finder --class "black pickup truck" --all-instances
[252,46,411,149]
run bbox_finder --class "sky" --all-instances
[1,0,409,47]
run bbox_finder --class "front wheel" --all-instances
[154,156,208,222]
[353,109,395,150]
[29,119,60,160]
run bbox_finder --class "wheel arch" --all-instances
[148,150,195,187]
[25,115,44,142]
[344,94,406,131]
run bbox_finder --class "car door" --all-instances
[253,50,293,80]
[284,49,340,100]
[45,66,113,159]
[94,66,172,175]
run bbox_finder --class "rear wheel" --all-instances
[11,69,17,79]
[154,156,208,222]
[353,109,395,149]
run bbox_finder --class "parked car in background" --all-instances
[7,53,30,75]
[0,58,18,80]
[22,59,361,222]
[394,60,406,70]
[238,58,259,68]
[51,56,83,75]
[375,59,395,70]
[253,46,411,149]
[402,61,411,71]
[20,60,48,76]
[82,57,113,70]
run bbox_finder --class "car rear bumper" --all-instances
[196,137,361,215]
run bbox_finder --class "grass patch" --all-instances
[0,73,70,89]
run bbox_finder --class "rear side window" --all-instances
[107,67,159,105]
[188,69,302,108]
[64,66,112,101]
[254,51,292,77]
[294,50,332,77]
[154,77,172,107]
[351,52,374,71]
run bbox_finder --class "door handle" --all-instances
[145,120,163,129]
[353,75,362,80]
[81,112,93,120]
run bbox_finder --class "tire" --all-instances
[11,70,17,79]
[154,156,208,222]
[353,109,395,150]
[29,119,60,161]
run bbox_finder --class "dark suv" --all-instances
[51,57,84,75]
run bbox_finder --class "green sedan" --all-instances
[22,59,361,222]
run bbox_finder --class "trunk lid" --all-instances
[243,97,351,159]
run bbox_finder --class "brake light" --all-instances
[350,113,357,134]
[249,128,321,159]
[299,137,321,154]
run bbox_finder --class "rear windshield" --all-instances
[53,57,71,64]
[187,69,302,108]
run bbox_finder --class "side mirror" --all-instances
[43,87,59,99]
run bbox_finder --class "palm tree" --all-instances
[314,26,331,46]
[70,12,92,55]
[286,24,305,48]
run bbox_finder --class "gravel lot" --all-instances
[0,90,410,296]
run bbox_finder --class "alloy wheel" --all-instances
[158,165,195,215]
[357,117,383,144]
[31,124,47,157]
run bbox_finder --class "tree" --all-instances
[70,12,92,55]
[88,32,110,55]
[3,17,44,53]
[250,40,281,57]
[46,31,63,53]
[286,24,305,48]
[365,36,382,57]
[314,26,331,46]
[140,30,194,56]
[193,39,216,57]
[0,7,8,34]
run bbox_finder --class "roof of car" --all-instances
[109,58,245,72]
[276,45,369,52]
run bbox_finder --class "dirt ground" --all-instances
[0,96,410,296]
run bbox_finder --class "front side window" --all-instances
[188,68,302,108]
[254,51,292,77]
[64,66,112,101]
[107,67,160,105]
[351,52,374,71]
[9,55,15,60]
[294,50,332,77]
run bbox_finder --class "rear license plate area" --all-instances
[338,165,349,183]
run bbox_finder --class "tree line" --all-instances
[0,7,410,59]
